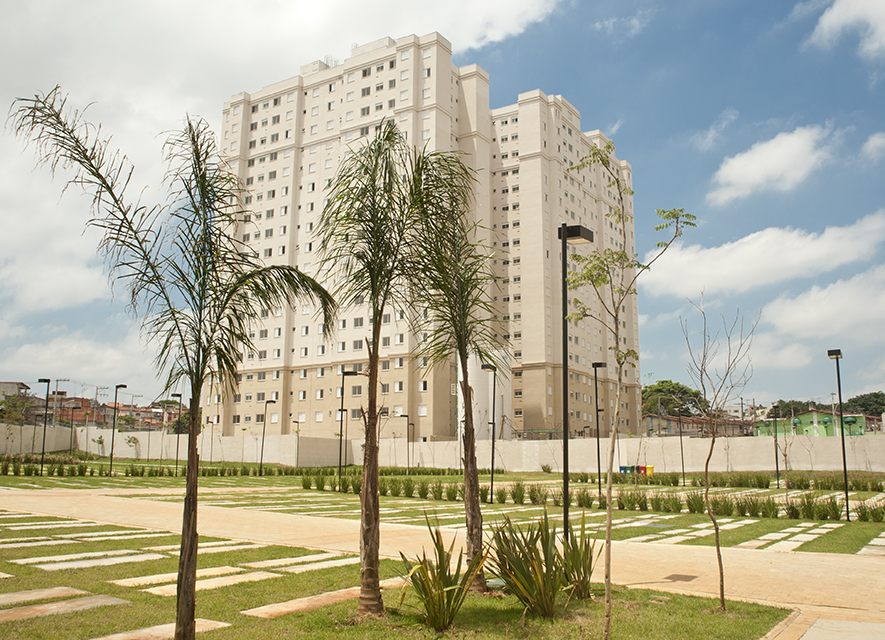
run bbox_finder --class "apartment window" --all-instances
[353,317,364,328]
[400,69,409,80]
[419,380,428,392]
[300,347,308,357]
[256,414,265,423]
[381,383,389,394]
[258,350,267,359]
[395,357,404,368]
[418,405,428,417]
[362,67,371,77]
[360,126,369,136]
[351,385,362,397]
[375,103,383,111]
[381,336,390,347]
[394,381,404,392]
[376,83,383,92]
[315,411,323,422]
[316,389,324,400]
[353,339,363,350]
[395,333,404,344]
[361,87,371,97]
[422,68,431,78]
[256,392,265,402]
[422,48,431,58]
[360,106,370,116]
[381,360,390,371]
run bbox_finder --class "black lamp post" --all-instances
[592,362,605,504]
[109,383,126,476]
[338,369,358,490]
[828,349,851,521]
[558,223,593,540]
[481,363,497,500]
[171,393,182,477]
[259,399,275,476]
[38,378,50,476]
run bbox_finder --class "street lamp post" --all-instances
[559,223,593,539]
[481,363,497,500]
[772,406,780,489]
[828,349,851,521]
[109,384,127,476]
[592,362,605,504]
[678,414,686,487]
[171,393,182,477]
[338,369,358,491]
[38,378,50,476]
[259,399,276,476]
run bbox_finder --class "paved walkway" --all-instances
[3,486,884,639]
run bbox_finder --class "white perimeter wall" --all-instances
[3,423,883,473]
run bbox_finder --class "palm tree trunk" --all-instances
[459,356,486,591]
[174,398,200,640]
[357,320,384,615]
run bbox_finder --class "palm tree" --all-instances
[409,151,502,589]
[318,120,480,614]
[11,88,335,640]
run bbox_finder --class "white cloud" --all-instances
[805,0,885,60]
[640,211,885,298]
[861,131,885,160]
[706,125,833,206]
[790,0,836,21]
[592,8,656,38]
[760,264,885,341]
[692,108,739,151]
[608,118,624,135]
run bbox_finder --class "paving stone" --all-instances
[867,538,885,546]
[0,586,88,607]
[766,540,803,552]
[13,549,141,565]
[241,577,405,618]
[0,538,78,549]
[143,571,281,596]
[242,552,341,568]
[82,533,172,542]
[0,594,128,623]
[734,539,768,549]
[0,536,49,543]
[111,566,245,587]
[760,532,790,540]
[9,521,104,531]
[857,547,885,556]
[86,618,230,640]
[278,557,361,573]
[651,535,691,544]
[790,533,818,542]
[34,553,168,571]
[0,573,12,579]
[63,529,153,538]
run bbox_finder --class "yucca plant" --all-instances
[686,491,705,514]
[431,480,444,500]
[389,477,403,497]
[663,493,683,513]
[400,520,486,631]
[401,477,415,498]
[495,487,508,504]
[528,483,548,505]
[510,481,526,505]
[797,493,817,520]
[561,511,601,601]
[855,501,871,522]
[417,479,429,499]
[488,513,564,618]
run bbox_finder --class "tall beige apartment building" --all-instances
[212,32,641,446]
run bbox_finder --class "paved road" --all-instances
[3,487,884,639]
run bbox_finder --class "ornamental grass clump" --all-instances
[400,519,486,631]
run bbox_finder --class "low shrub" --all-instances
[541,463,552,474]
[760,497,779,519]
[816,496,842,521]
[445,484,458,501]
[315,474,327,491]
[479,484,489,504]
[378,477,389,496]
[417,479,429,500]
[869,504,884,523]
[686,491,705,514]
[528,483,548,506]
[797,493,817,520]
[301,475,312,490]
[495,487,508,504]
[785,502,800,519]
[510,481,526,505]
[431,481,444,501]
[402,477,415,498]
[389,477,403,497]
[710,494,734,517]
[649,493,664,512]
[663,493,683,513]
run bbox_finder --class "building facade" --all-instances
[214,32,641,445]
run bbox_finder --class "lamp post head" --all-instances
[39,378,50,384]
[827,349,842,360]
[481,363,497,373]
[558,224,594,245]
[266,399,276,405]
[171,393,181,399]
[116,384,127,390]
[342,370,358,377]
[592,362,606,369]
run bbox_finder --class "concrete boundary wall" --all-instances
[2,423,883,473]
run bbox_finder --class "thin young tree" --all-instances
[11,88,335,640]
[317,120,417,616]
[409,149,503,590]
[682,297,756,611]
[567,140,695,640]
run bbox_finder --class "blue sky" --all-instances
[1,0,882,409]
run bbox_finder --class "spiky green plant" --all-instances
[400,519,486,631]
[561,511,601,600]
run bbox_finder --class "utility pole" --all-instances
[52,378,70,427]
[92,386,109,429]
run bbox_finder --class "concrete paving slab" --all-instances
[143,571,281,596]
[0,573,12,579]
[34,553,168,571]
[766,540,803,552]
[12,548,140,564]
[761,532,790,540]
[0,536,50,542]
[734,539,768,549]
[83,532,172,542]
[0,538,77,549]
[0,586,88,607]
[166,543,266,556]
[0,594,128,623]
[111,566,245,587]
[800,618,885,640]
[241,577,405,618]
[87,618,230,640]
[278,557,361,573]
[8,521,104,531]
[242,552,342,568]
[790,534,818,542]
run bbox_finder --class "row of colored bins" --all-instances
[618,465,655,477]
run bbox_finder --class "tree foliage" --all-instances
[11,87,334,640]
[0,393,37,425]
[641,379,707,416]
[844,391,885,416]
[567,139,694,640]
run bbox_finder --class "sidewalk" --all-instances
[3,487,884,639]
